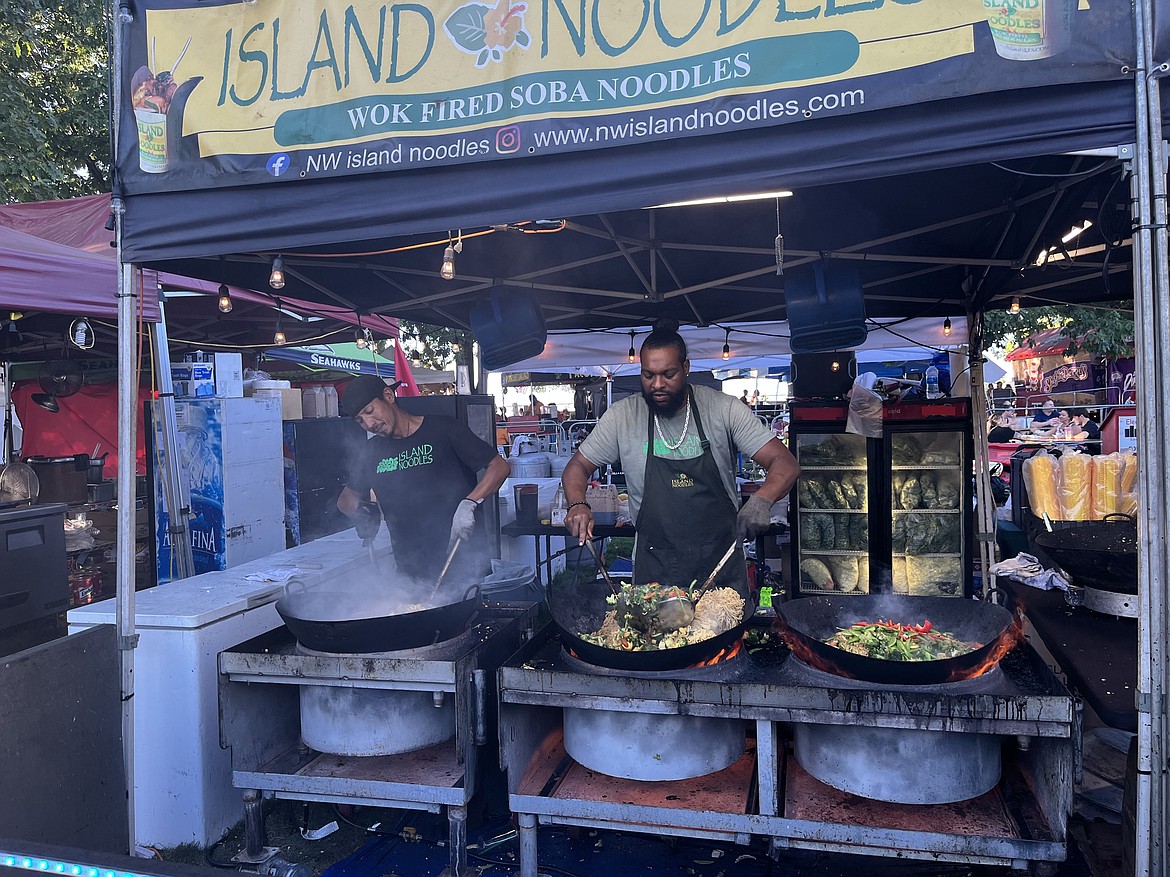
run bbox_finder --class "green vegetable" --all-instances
[825,619,981,661]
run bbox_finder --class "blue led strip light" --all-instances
[0,852,146,877]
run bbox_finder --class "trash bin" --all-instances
[482,559,539,602]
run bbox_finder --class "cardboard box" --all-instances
[212,353,243,397]
[172,362,215,398]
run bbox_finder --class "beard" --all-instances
[641,385,688,416]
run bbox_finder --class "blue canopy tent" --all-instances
[260,342,396,378]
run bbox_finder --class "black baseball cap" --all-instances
[340,375,401,417]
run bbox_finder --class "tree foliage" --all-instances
[398,320,473,370]
[982,303,1134,360]
[0,0,110,202]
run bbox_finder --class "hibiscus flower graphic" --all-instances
[444,0,531,68]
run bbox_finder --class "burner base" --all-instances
[563,708,745,781]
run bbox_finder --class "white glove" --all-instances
[450,499,478,543]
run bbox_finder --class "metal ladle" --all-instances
[651,540,741,632]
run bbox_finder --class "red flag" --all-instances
[393,340,420,396]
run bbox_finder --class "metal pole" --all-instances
[109,0,137,848]
[150,297,196,580]
[965,318,995,597]
[1131,4,1167,873]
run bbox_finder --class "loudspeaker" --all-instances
[469,289,547,370]
[791,352,857,400]
[783,261,867,353]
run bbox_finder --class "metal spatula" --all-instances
[653,540,741,632]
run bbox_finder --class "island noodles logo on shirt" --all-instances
[671,472,695,489]
[647,435,703,459]
[376,443,434,473]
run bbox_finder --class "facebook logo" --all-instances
[266,153,291,176]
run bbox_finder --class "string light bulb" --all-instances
[627,331,636,364]
[269,255,286,289]
[440,245,456,280]
[273,299,286,345]
[943,317,952,337]
[69,317,95,350]
[722,329,731,361]
[1009,296,1021,315]
[355,326,371,349]
[217,283,234,313]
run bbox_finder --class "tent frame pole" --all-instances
[1132,3,1168,874]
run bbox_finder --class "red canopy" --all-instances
[1005,328,1072,361]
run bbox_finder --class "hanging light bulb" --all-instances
[439,244,456,280]
[1009,296,1021,315]
[627,331,636,364]
[69,317,95,350]
[273,299,286,345]
[943,317,952,337]
[355,325,370,349]
[217,283,234,313]
[722,329,731,361]
[269,255,286,289]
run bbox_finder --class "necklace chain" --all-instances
[654,402,691,451]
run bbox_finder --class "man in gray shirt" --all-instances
[562,319,799,591]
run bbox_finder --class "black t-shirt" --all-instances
[349,415,497,582]
[987,425,1016,443]
[1080,419,1101,441]
[1032,409,1058,424]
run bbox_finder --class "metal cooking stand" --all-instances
[498,621,1079,877]
[218,602,543,877]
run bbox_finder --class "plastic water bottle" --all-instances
[925,365,941,399]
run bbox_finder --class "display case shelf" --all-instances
[891,464,962,470]
[799,464,867,471]
[797,507,868,513]
[797,549,869,556]
[891,508,961,514]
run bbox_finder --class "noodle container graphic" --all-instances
[134,108,169,173]
[984,0,1073,60]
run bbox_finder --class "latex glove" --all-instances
[450,498,478,544]
[353,500,382,542]
[736,494,774,540]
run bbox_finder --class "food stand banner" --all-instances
[116,0,1137,194]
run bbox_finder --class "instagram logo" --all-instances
[496,125,521,154]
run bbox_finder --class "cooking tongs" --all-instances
[430,537,463,599]
[584,538,618,595]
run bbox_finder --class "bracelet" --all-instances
[567,501,591,512]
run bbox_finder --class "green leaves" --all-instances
[444,4,489,53]
[0,0,108,202]
[983,303,1135,360]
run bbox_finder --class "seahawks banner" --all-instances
[262,342,395,377]
[116,0,1135,192]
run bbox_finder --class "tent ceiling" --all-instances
[137,152,1132,334]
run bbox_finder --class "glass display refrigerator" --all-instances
[788,398,974,598]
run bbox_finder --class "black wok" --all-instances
[276,583,480,653]
[776,594,1019,685]
[547,567,753,671]
[1032,514,1137,593]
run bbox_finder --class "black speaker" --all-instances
[791,352,857,400]
[469,289,547,370]
[784,261,867,353]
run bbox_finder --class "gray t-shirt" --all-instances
[578,384,775,522]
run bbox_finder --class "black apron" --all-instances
[633,388,746,589]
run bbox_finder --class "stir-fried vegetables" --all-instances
[824,619,982,661]
[605,580,693,613]
[580,581,741,651]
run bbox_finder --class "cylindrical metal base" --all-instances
[794,722,1001,804]
[300,685,455,756]
[563,708,744,781]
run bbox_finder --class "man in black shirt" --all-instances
[337,376,510,584]
[1069,408,1102,451]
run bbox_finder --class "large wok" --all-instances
[276,584,480,653]
[547,567,753,671]
[1032,514,1137,593]
[776,594,1019,685]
